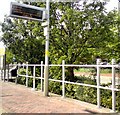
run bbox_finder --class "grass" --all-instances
[74,68,116,74]
[74,68,94,73]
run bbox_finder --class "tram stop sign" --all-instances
[0,48,5,56]
[10,2,47,21]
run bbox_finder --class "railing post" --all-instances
[32,65,36,91]
[111,59,116,112]
[96,59,101,108]
[3,54,6,82]
[7,64,9,82]
[1,68,3,80]
[26,62,28,87]
[23,63,25,69]
[15,64,19,84]
[62,60,65,98]
[41,61,43,92]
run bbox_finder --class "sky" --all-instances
[0,0,119,48]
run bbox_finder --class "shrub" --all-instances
[49,81,62,95]
[17,67,120,112]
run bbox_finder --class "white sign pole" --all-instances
[44,0,50,96]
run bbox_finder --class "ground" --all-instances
[0,81,111,114]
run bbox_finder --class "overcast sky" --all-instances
[0,0,118,48]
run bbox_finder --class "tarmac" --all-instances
[0,81,112,114]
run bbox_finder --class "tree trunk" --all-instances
[66,67,75,82]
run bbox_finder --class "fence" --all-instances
[1,59,120,112]
[0,64,17,82]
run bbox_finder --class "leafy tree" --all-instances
[49,1,118,81]
[0,16,45,64]
[0,1,118,80]
[5,49,14,64]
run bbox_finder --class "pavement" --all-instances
[0,81,112,114]
[74,72,120,84]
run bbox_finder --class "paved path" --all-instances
[74,72,120,84]
[0,81,111,114]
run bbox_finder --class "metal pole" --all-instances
[41,61,43,92]
[3,54,6,82]
[62,60,65,98]
[111,59,116,112]
[32,65,36,91]
[7,64,9,82]
[15,64,19,84]
[26,62,28,87]
[96,59,101,108]
[44,0,50,96]
[0,56,3,80]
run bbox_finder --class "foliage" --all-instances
[17,68,31,85]
[36,83,41,90]
[49,81,62,95]
[18,68,32,76]
[35,67,41,77]
[16,67,120,111]
[75,86,97,104]
[0,16,45,64]
[49,2,119,82]
[48,75,120,112]
[116,89,120,111]
[101,89,112,109]
[74,68,112,74]
[0,1,119,79]
[50,2,118,64]
[5,49,14,64]
[0,1,119,111]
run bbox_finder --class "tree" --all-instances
[0,1,118,81]
[5,49,14,64]
[0,16,45,64]
[49,1,118,81]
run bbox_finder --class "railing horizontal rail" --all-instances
[49,78,62,83]
[99,86,120,91]
[18,64,120,68]
[18,74,26,77]
[18,73,120,92]
[65,81,97,88]
[2,59,120,112]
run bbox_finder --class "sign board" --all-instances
[0,48,5,56]
[10,2,47,21]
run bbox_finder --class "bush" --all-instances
[17,76,26,85]
[101,89,112,109]
[17,67,120,112]
[49,81,62,95]
[65,84,77,98]
[17,68,32,87]
[48,74,120,112]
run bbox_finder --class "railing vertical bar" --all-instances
[112,59,116,112]
[2,69,4,80]
[26,62,28,87]
[62,60,65,98]
[23,63,25,69]
[97,59,101,108]
[7,64,9,82]
[32,65,36,91]
[15,64,19,84]
[13,59,119,112]
[41,61,43,92]
[3,54,6,82]
[1,68,3,80]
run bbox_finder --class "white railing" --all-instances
[2,59,120,112]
